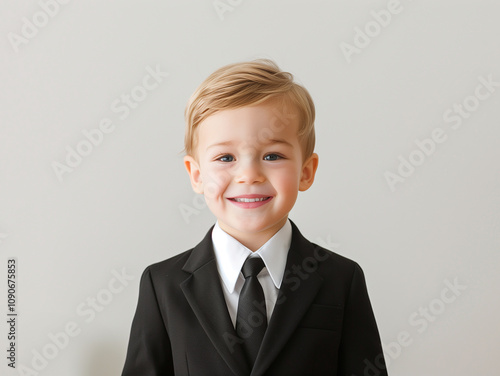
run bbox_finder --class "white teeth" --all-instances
[233,197,268,202]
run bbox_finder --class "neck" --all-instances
[219,217,288,252]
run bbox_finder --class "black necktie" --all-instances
[236,257,267,366]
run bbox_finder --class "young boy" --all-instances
[121,60,388,376]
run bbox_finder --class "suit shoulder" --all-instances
[308,241,364,277]
[290,220,362,274]
[142,248,193,279]
[312,241,359,265]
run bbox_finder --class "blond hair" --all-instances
[184,59,315,160]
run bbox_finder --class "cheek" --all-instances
[272,164,301,183]
[271,168,301,194]
[201,168,231,200]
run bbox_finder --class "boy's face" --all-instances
[184,101,318,246]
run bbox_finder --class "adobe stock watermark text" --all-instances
[16,268,134,375]
[51,64,168,182]
[384,74,499,192]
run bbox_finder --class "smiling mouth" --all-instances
[228,196,272,203]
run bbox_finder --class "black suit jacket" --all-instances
[121,221,388,376]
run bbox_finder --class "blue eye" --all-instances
[264,154,282,161]
[217,155,234,162]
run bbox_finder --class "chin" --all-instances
[242,220,280,233]
[224,219,265,232]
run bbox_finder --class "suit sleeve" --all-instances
[337,263,388,376]
[121,266,174,376]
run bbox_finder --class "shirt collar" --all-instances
[211,219,292,293]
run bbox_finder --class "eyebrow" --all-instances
[206,138,294,151]
[206,141,233,151]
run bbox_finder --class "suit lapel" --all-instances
[180,226,250,376]
[251,221,324,376]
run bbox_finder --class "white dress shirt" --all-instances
[211,219,292,327]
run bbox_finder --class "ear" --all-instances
[299,153,319,191]
[183,155,204,194]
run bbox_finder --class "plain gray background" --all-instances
[1,1,499,375]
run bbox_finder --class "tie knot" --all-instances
[241,257,265,279]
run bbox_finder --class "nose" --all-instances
[235,159,265,184]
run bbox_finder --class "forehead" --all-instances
[196,103,299,148]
